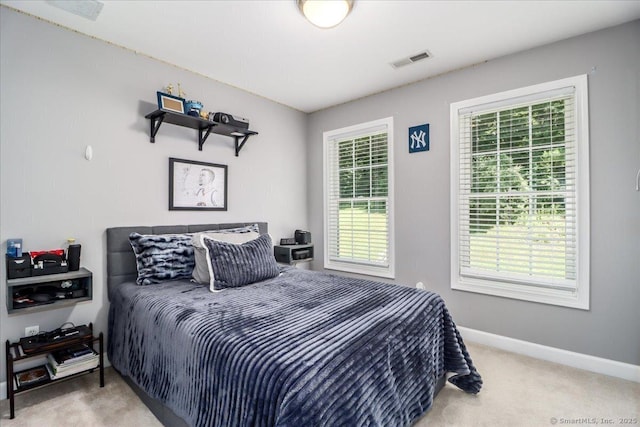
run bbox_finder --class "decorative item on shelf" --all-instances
[157,91,185,114]
[178,83,186,99]
[29,249,68,276]
[199,110,209,120]
[184,100,203,117]
[66,238,81,272]
[212,112,250,130]
[7,238,23,257]
[6,253,32,279]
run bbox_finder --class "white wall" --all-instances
[0,8,308,381]
[307,20,640,365]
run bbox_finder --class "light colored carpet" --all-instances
[1,342,638,426]
[422,343,639,426]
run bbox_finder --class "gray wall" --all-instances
[1,6,637,389]
[307,21,640,365]
[0,8,308,382]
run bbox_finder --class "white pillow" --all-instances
[191,231,260,285]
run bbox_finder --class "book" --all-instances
[47,352,98,373]
[51,344,96,365]
[15,365,50,388]
[46,357,99,380]
[47,353,99,372]
[47,344,99,379]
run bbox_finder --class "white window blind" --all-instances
[323,117,394,278]
[451,76,590,309]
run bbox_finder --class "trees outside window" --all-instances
[451,76,590,309]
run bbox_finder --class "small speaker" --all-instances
[67,244,81,271]
[294,230,311,245]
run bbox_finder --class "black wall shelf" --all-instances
[145,109,258,156]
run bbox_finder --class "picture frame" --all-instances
[169,158,228,211]
[15,365,50,389]
[157,91,185,114]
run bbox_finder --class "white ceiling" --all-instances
[3,1,640,113]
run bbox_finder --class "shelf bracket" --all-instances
[149,114,165,143]
[235,134,251,157]
[198,126,214,151]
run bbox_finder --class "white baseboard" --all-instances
[458,326,640,383]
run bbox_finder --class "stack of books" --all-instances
[45,344,99,380]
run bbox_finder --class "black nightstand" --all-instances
[274,244,314,264]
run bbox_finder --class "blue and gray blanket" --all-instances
[108,267,482,427]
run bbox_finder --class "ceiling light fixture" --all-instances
[298,0,354,29]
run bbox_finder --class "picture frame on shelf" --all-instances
[157,91,185,114]
[169,157,228,211]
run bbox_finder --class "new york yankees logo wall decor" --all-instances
[408,123,429,153]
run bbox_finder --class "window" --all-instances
[323,117,394,278]
[450,75,590,309]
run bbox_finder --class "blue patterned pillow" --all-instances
[203,233,279,291]
[129,232,195,285]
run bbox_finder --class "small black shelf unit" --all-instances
[5,323,104,419]
[274,244,314,264]
[145,109,258,156]
[6,267,93,315]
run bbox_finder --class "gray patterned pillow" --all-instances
[129,232,195,285]
[203,233,279,291]
[191,224,261,285]
[192,231,260,285]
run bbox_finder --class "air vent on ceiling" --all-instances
[390,50,432,69]
[47,0,104,21]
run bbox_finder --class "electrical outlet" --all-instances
[25,325,39,337]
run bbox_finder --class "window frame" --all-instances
[450,75,590,310]
[323,117,395,279]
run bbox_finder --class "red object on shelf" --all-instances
[29,249,65,260]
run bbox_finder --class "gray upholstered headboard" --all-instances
[106,222,268,296]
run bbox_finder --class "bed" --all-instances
[106,222,482,427]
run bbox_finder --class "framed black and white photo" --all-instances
[169,158,227,211]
